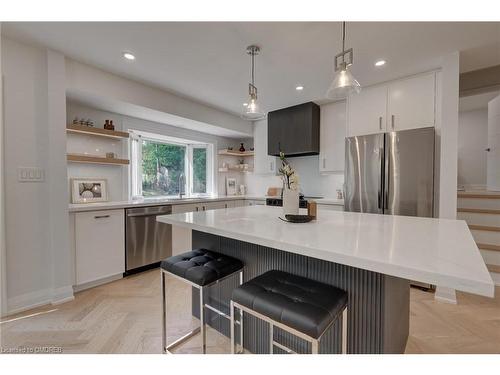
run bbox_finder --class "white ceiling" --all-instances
[4,22,500,116]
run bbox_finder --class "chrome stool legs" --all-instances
[230,302,348,354]
[162,269,243,354]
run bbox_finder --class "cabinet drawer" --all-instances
[75,209,125,285]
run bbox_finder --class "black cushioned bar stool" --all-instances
[230,270,348,354]
[161,249,243,354]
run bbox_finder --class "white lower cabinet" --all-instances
[75,209,125,286]
[245,199,265,206]
[171,200,235,255]
[231,200,246,207]
[171,203,198,256]
[200,201,228,211]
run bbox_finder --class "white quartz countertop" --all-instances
[157,205,494,297]
[68,195,265,212]
[68,196,344,212]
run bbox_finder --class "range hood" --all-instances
[267,102,320,157]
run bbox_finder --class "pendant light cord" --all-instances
[251,50,255,86]
[341,21,346,64]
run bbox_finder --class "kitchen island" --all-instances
[157,206,494,354]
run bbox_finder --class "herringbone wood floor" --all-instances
[1,269,499,354]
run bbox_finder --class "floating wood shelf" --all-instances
[67,154,130,165]
[66,124,129,139]
[218,150,254,157]
[218,167,253,173]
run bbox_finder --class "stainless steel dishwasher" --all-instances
[125,205,172,274]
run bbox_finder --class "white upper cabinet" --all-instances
[253,119,277,175]
[347,71,436,137]
[387,72,436,131]
[320,101,347,173]
[347,84,387,137]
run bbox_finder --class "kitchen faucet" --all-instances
[178,172,186,199]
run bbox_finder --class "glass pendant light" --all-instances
[326,22,361,100]
[242,45,266,120]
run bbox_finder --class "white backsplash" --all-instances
[245,155,344,198]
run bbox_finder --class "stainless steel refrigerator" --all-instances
[344,127,435,289]
[345,127,435,218]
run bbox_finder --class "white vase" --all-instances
[282,188,299,215]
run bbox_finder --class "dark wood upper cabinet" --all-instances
[267,102,320,157]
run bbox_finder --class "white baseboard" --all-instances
[6,288,53,316]
[51,286,74,305]
[73,273,122,293]
[4,285,74,317]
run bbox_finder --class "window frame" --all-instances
[129,130,214,199]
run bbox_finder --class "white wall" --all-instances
[245,155,344,198]
[2,37,73,314]
[65,59,251,138]
[458,108,488,189]
[487,95,500,190]
[67,101,241,200]
[434,52,460,304]
[436,52,460,220]
[0,24,7,317]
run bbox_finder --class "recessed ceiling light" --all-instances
[375,60,386,67]
[296,86,304,91]
[123,52,136,60]
[243,103,248,106]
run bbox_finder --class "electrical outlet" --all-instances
[18,167,45,182]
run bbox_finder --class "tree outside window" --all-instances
[141,140,185,197]
[131,133,212,198]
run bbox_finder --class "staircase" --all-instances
[457,191,500,285]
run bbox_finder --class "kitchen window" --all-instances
[130,130,214,198]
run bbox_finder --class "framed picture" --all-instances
[226,177,237,196]
[71,178,108,204]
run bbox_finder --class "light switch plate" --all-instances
[18,167,45,182]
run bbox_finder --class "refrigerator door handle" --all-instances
[379,146,384,210]
[384,137,390,210]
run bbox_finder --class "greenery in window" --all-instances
[141,141,185,196]
[193,148,207,194]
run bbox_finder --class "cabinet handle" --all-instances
[196,207,199,212]
[94,215,110,219]
[379,116,383,130]
[485,148,491,152]
[322,158,326,169]
[202,206,206,211]
[270,161,274,171]
[391,114,395,129]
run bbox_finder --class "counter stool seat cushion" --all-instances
[232,270,347,339]
[161,249,243,286]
